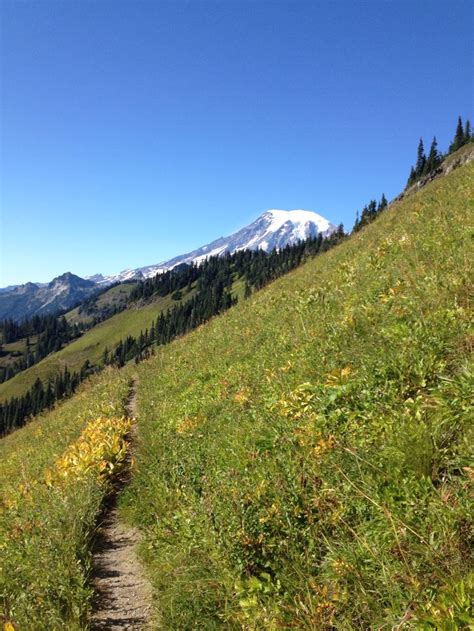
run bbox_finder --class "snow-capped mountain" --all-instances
[1,209,335,319]
[92,209,336,286]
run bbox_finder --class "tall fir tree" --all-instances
[425,136,441,174]
[415,138,426,177]
[449,116,464,153]
[464,119,471,144]
[353,210,360,232]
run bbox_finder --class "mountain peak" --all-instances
[89,207,336,286]
[1,208,337,307]
[49,272,94,289]
[262,209,332,236]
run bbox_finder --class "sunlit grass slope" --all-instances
[0,292,177,402]
[65,282,138,326]
[123,160,473,628]
[0,368,131,629]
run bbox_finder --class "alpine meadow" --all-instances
[1,142,473,629]
[1,2,473,629]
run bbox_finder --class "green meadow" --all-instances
[123,158,474,628]
[0,155,473,629]
[0,370,130,629]
[0,293,176,402]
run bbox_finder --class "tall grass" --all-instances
[121,160,474,628]
[0,369,131,630]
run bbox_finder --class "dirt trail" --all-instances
[90,380,153,630]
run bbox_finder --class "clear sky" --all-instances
[1,0,472,286]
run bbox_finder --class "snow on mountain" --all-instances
[1,209,336,319]
[94,209,336,285]
[87,269,146,287]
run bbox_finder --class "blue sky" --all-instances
[1,0,472,286]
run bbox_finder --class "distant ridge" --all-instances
[90,208,336,286]
[0,209,335,320]
[0,273,96,321]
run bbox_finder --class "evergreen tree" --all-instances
[415,138,426,177]
[425,137,441,174]
[353,211,360,232]
[407,166,416,187]
[464,119,471,144]
[449,116,465,153]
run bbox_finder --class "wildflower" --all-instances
[325,367,352,386]
[42,416,131,488]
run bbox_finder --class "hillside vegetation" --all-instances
[65,282,138,326]
[0,231,346,434]
[121,158,473,628]
[1,155,472,630]
[0,369,130,629]
[0,293,177,402]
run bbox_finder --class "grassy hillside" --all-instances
[0,292,178,402]
[120,159,474,628]
[0,273,245,405]
[0,369,131,629]
[0,282,136,389]
[65,282,138,326]
[1,156,472,629]
[0,336,38,373]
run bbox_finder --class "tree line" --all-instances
[0,362,95,435]
[0,315,87,384]
[4,114,470,435]
[0,228,348,435]
[352,194,388,233]
[407,115,472,187]
[130,264,201,301]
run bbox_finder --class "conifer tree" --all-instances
[449,116,464,153]
[464,119,471,144]
[425,136,441,174]
[415,138,426,177]
[353,211,360,232]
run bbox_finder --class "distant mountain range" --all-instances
[0,273,96,321]
[0,209,335,320]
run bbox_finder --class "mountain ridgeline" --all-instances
[0,228,346,434]
[0,209,336,319]
[89,208,337,287]
[0,116,472,437]
[2,143,472,630]
[0,273,97,322]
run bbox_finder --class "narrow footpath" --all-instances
[90,380,153,630]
